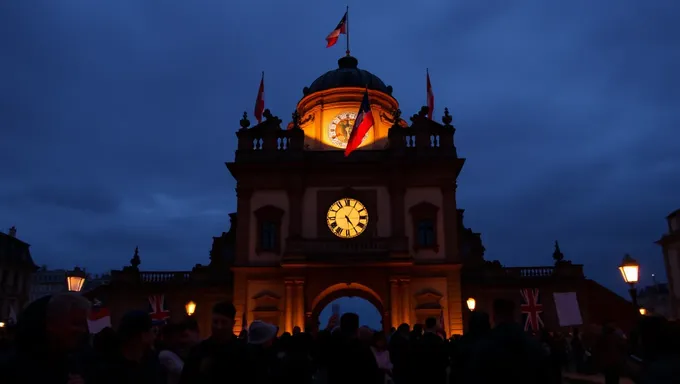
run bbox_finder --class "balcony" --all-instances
[284,236,409,262]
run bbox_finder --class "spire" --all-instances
[552,240,564,263]
[7,226,16,237]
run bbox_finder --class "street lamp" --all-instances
[619,254,640,308]
[0,322,5,328]
[185,301,196,316]
[639,308,647,316]
[66,267,87,292]
[466,297,476,311]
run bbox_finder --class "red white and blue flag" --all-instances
[148,294,171,324]
[520,288,544,332]
[344,90,374,157]
[326,11,347,48]
[88,298,111,334]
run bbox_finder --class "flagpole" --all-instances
[345,5,350,56]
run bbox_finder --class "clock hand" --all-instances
[345,215,356,229]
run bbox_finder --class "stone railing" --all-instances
[484,265,584,279]
[139,271,191,283]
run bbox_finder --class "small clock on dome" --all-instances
[327,112,369,149]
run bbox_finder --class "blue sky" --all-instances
[1,1,678,325]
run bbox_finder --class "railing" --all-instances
[486,265,584,279]
[139,271,191,283]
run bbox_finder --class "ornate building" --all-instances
[0,227,38,324]
[657,208,680,320]
[91,56,639,336]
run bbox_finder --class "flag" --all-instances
[553,292,583,327]
[426,69,434,120]
[326,12,347,48]
[520,288,544,332]
[88,298,111,334]
[254,72,265,124]
[344,90,374,157]
[148,294,171,324]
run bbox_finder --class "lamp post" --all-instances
[66,267,87,292]
[466,297,476,311]
[185,301,196,316]
[619,254,640,308]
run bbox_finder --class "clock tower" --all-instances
[227,55,465,335]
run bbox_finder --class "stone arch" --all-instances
[309,282,389,330]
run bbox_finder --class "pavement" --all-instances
[563,372,634,384]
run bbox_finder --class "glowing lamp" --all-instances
[66,267,87,292]
[0,322,5,328]
[466,297,476,311]
[639,308,647,315]
[185,301,196,316]
[619,254,639,285]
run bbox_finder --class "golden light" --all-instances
[66,267,87,292]
[185,301,196,316]
[618,254,640,285]
[639,308,647,315]
[466,297,476,311]
[0,322,5,328]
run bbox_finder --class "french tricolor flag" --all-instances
[88,299,111,334]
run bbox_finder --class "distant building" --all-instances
[637,280,671,318]
[29,267,68,303]
[0,226,38,323]
[657,209,680,320]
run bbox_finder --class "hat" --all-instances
[247,320,278,345]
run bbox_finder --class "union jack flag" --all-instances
[520,288,544,332]
[148,294,171,324]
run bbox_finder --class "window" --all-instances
[417,219,436,248]
[409,201,439,252]
[260,221,278,251]
[253,205,285,255]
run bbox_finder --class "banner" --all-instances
[553,292,583,327]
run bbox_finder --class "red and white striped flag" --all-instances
[426,69,435,120]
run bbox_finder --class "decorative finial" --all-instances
[442,108,453,126]
[552,240,564,263]
[263,109,273,120]
[8,226,16,237]
[291,110,301,130]
[130,246,141,269]
[392,108,402,122]
[239,112,250,130]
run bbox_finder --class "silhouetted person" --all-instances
[413,317,448,384]
[326,312,382,384]
[594,322,625,384]
[389,323,412,384]
[179,301,246,384]
[469,298,548,384]
[452,311,491,384]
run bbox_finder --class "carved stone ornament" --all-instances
[414,289,443,309]
[252,291,281,312]
[239,111,250,130]
[442,108,453,127]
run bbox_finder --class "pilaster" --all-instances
[233,273,248,334]
[284,280,294,333]
[400,278,411,325]
[390,278,401,327]
[295,280,305,329]
[447,270,464,335]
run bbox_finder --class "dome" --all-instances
[303,56,393,97]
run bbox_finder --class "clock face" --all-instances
[326,198,369,239]
[328,112,369,148]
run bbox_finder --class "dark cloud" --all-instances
[1,0,678,309]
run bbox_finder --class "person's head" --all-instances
[292,326,301,335]
[117,310,155,350]
[397,323,410,335]
[340,312,359,335]
[180,317,200,345]
[390,327,396,334]
[373,330,387,349]
[247,320,278,348]
[161,323,186,350]
[211,301,236,340]
[412,324,423,336]
[492,298,515,325]
[45,293,91,351]
[425,317,437,331]
[468,311,491,335]
[358,326,373,344]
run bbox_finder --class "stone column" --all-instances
[233,274,248,335]
[295,280,305,329]
[390,278,401,327]
[235,186,253,265]
[441,183,459,263]
[284,280,294,333]
[400,279,411,325]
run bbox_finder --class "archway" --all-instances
[309,282,389,331]
[318,297,383,330]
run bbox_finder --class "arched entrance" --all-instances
[308,282,390,331]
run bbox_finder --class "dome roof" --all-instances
[303,56,393,97]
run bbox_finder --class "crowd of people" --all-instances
[0,292,679,384]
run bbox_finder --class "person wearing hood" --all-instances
[2,293,92,384]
